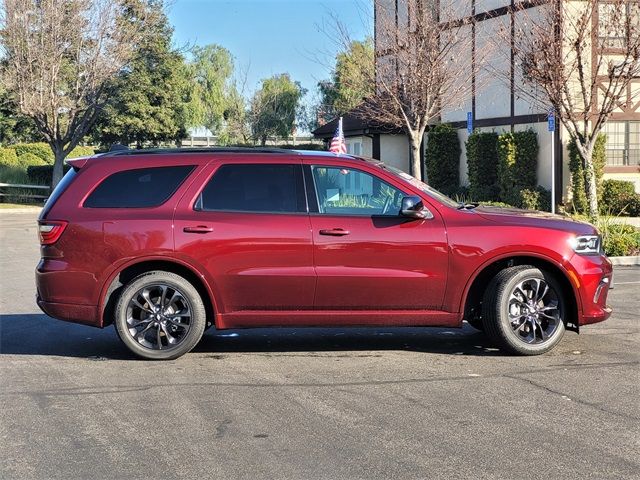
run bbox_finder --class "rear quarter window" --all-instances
[84,165,195,208]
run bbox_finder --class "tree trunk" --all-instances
[408,133,423,182]
[51,144,66,189]
[582,149,599,220]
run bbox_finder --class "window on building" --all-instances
[84,166,195,208]
[598,2,640,50]
[603,121,640,166]
[346,141,362,156]
[195,164,306,213]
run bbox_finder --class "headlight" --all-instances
[568,235,601,254]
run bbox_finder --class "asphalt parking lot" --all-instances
[1,210,639,480]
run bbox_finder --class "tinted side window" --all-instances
[311,166,405,216]
[84,166,194,208]
[196,164,306,213]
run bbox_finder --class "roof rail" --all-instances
[103,147,302,157]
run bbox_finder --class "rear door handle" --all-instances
[183,225,213,234]
[319,228,350,236]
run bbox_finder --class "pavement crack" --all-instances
[505,375,640,421]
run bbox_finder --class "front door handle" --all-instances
[319,228,350,236]
[183,225,213,234]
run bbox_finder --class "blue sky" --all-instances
[167,0,372,100]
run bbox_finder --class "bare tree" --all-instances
[507,0,640,219]
[354,0,484,181]
[0,0,144,186]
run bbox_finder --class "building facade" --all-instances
[315,0,640,199]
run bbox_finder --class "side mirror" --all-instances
[400,196,432,220]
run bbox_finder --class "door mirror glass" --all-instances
[400,196,432,219]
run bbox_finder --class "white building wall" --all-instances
[379,135,410,172]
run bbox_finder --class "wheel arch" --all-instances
[100,257,218,329]
[461,255,580,332]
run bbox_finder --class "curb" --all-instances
[609,256,640,266]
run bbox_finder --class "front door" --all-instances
[307,164,448,311]
[174,160,315,315]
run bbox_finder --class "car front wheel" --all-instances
[114,271,206,360]
[482,266,566,355]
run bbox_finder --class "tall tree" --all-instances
[0,0,143,186]
[508,0,640,219]
[0,83,39,143]
[250,74,305,145]
[318,37,374,124]
[95,0,191,148]
[187,44,235,138]
[361,0,480,181]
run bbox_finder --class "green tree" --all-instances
[95,0,191,147]
[318,38,374,124]
[1,0,144,186]
[0,85,39,144]
[250,74,305,145]
[186,45,236,137]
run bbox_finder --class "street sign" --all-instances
[467,112,473,134]
[548,108,556,214]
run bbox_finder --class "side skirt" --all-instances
[216,310,460,330]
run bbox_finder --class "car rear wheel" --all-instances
[482,266,566,355]
[114,271,206,360]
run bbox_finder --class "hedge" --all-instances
[568,135,606,214]
[425,124,460,196]
[466,132,500,201]
[27,164,72,185]
[9,142,53,164]
[497,130,538,206]
[0,148,19,167]
[18,152,48,168]
[601,180,640,216]
[68,145,96,158]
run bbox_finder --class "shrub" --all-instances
[18,153,48,168]
[568,134,606,214]
[27,164,71,185]
[599,221,640,257]
[498,130,539,206]
[9,143,54,164]
[0,147,19,167]
[466,131,499,201]
[278,143,324,151]
[518,186,551,211]
[425,124,461,196]
[600,179,640,216]
[68,145,96,158]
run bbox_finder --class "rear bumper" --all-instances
[36,296,101,327]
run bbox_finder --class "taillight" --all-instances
[38,221,68,245]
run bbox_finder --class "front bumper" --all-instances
[568,253,613,326]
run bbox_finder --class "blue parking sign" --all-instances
[548,109,555,132]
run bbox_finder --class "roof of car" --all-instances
[98,147,360,158]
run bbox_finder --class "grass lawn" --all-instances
[0,203,43,209]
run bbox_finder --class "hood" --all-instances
[473,205,597,235]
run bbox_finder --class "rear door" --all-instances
[173,158,315,315]
[306,162,448,311]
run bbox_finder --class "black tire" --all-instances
[114,271,206,360]
[482,265,566,355]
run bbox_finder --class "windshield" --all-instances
[381,164,460,208]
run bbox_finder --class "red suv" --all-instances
[36,148,612,359]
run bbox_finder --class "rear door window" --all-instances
[195,163,306,213]
[84,165,194,208]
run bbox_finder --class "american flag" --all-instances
[329,117,347,154]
